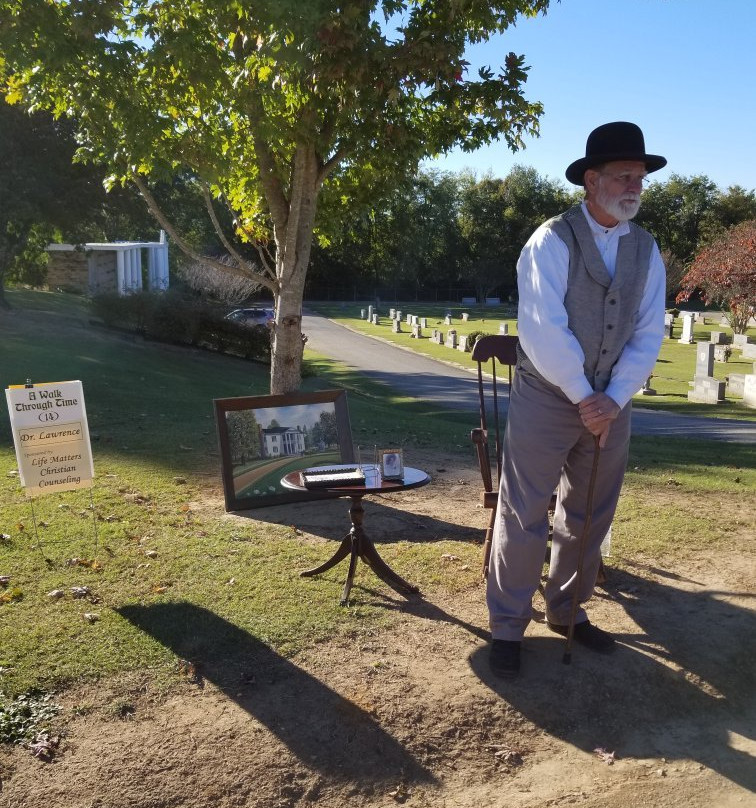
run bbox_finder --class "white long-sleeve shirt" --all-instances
[516,202,666,409]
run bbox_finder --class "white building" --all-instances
[261,426,306,458]
[47,232,169,295]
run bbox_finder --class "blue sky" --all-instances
[423,0,756,191]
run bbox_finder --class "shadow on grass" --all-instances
[118,601,435,788]
[468,566,756,793]
[239,496,483,545]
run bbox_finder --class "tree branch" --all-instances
[200,180,251,269]
[131,173,277,293]
[317,143,350,190]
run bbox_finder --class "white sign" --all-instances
[5,380,94,497]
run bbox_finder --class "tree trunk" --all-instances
[269,145,320,395]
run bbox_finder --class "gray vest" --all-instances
[517,205,654,395]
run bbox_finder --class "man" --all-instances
[487,121,667,678]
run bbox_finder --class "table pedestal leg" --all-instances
[300,494,420,605]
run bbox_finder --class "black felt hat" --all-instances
[565,121,667,185]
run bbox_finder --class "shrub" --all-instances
[90,291,157,331]
[465,330,494,349]
[90,291,271,362]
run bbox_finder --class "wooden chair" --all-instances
[470,334,605,584]
[470,335,520,579]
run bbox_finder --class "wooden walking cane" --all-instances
[563,433,602,665]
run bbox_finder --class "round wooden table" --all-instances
[281,465,430,605]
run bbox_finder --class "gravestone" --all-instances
[709,331,728,344]
[360,308,366,319]
[688,342,725,403]
[664,312,674,338]
[726,374,746,396]
[743,375,756,408]
[392,319,401,333]
[639,376,656,395]
[367,305,374,322]
[678,313,695,344]
[458,334,469,352]
[714,344,731,362]
[742,343,756,360]
[411,323,422,339]
[444,315,452,326]
[420,317,427,329]
[447,329,457,349]
[461,312,470,322]
[499,323,509,335]
[406,313,413,324]
[389,308,396,319]
[395,310,402,321]
[371,313,379,325]
[733,334,753,349]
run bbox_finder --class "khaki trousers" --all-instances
[486,371,631,641]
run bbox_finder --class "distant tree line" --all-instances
[308,167,756,305]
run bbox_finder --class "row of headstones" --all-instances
[360,306,509,351]
[689,340,756,406]
[664,311,756,406]
[361,305,473,325]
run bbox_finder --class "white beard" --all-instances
[596,183,641,222]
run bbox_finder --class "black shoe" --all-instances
[547,620,616,653]
[489,639,521,678]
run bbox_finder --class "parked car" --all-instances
[224,307,275,328]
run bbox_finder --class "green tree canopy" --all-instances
[458,165,573,301]
[1,0,550,392]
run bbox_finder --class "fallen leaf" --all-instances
[441,553,460,561]
[0,587,23,604]
[29,732,60,762]
[83,612,100,623]
[593,747,616,764]
[144,549,158,558]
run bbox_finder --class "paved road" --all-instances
[303,312,756,445]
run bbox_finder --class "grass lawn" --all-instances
[307,302,756,421]
[0,290,754,706]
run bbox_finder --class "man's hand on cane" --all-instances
[578,392,620,448]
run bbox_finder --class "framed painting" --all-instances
[214,389,355,511]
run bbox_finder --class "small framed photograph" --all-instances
[378,448,404,480]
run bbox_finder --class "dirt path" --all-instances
[1,453,754,808]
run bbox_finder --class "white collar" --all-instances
[581,201,630,237]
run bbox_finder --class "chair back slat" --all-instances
[471,335,518,486]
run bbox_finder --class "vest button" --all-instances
[609,299,616,305]
[607,324,614,330]
[601,349,608,354]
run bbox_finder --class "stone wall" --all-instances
[47,250,119,295]
[47,250,88,293]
